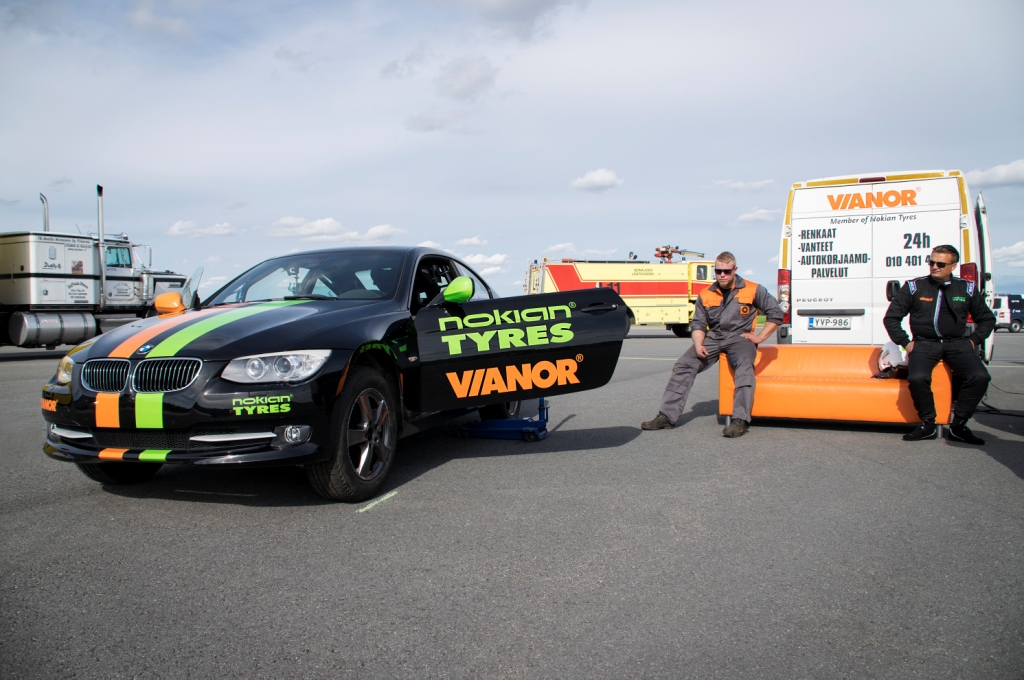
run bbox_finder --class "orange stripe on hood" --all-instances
[106,305,236,358]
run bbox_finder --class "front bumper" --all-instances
[43,431,325,467]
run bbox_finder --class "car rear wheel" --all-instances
[76,462,162,484]
[306,366,398,502]
[480,400,521,421]
[1012,320,1022,333]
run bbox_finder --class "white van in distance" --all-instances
[775,170,994,360]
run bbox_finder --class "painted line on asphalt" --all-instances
[357,490,398,513]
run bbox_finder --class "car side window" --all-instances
[411,258,459,314]
[993,298,1002,309]
[696,265,708,280]
[453,262,493,301]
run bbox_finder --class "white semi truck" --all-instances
[0,186,188,348]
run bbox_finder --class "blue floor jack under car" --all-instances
[458,398,549,442]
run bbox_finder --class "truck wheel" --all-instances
[1012,320,1022,333]
[480,400,521,421]
[76,462,162,484]
[672,324,691,338]
[306,366,398,502]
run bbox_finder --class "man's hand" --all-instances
[906,341,915,353]
[695,344,709,358]
[740,332,763,344]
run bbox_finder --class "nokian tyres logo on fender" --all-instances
[438,303,574,355]
[232,395,292,416]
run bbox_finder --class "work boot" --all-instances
[641,413,674,430]
[903,421,937,441]
[948,418,985,445]
[722,419,748,438]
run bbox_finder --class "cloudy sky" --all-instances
[2,0,1023,294]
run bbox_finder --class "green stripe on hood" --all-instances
[146,300,308,358]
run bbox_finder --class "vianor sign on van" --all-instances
[775,170,995,361]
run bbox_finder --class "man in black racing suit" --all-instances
[883,244,994,444]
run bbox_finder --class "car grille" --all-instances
[132,358,202,393]
[91,427,261,453]
[81,359,131,392]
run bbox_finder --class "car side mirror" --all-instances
[154,292,186,316]
[885,280,900,302]
[440,276,475,305]
[984,272,992,281]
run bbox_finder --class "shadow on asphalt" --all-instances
[102,464,331,507]
[98,401,642,507]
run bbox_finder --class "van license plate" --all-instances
[808,317,851,330]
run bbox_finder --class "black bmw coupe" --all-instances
[41,247,627,501]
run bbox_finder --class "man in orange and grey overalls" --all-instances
[642,251,783,437]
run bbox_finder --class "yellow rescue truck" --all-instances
[524,247,713,336]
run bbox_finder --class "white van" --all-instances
[775,170,994,360]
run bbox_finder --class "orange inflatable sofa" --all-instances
[718,344,953,425]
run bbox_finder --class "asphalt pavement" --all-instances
[2,331,1023,678]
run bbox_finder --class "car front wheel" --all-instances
[306,366,398,502]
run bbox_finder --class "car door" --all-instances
[414,287,628,410]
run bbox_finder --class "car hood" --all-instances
[82,299,400,361]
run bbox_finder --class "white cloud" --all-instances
[274,47,313,73]
[729,208,780,226]
[435,57,498,101]
[418,240,443,248]
[710,179,774,192]
[571,168,623,193]
[49,177,73,191]
[581,247,617,256]
[406,110,466,133]
[467,0,587,40]
[742,269,754,276]
[479,266,504,276]
[511,280,523,286]
[461,253,508,266]
[769,255,779,263]
[268,217,406,242]
[455,236,487,246]
[992,241,1024,268]
[546,242,575,253]
[965,160,1024,188]
[204,256,221,264]
[129,1,189,37]
[199,275,227,291]
[380,45,429,79]
[0,198,19,207]
[225,201,247,211]
[167,220,244,238]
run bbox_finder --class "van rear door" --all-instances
[414,289,627,410]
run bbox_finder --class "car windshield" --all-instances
[207,251,406,305]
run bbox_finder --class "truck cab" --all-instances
[0,231,186,348]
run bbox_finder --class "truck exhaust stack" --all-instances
[96,185,105,311]
[40,194,49,232]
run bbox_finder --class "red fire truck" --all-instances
[524,247,713,336]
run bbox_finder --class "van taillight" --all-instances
[959,263,978,322]
[777,269,791,324]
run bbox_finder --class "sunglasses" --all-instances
[927,259,955,269]
[714,267,736,275]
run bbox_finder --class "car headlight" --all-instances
[221,350,331,384]
[55,354,75,385]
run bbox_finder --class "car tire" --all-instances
[306,366,398,502]
[671,324,691,338]
[480,400,521,421]
[76,462,162,484]
[624,313,634,337]
[1012,320,1022,333]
